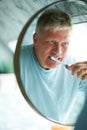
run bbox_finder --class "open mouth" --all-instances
[49,56,69,69]
[49,56,62,63]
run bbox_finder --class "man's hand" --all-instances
[68,61,87,80]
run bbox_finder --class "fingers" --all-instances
[77,69,87,80]
[77,69,87,77]
[82,74,87,80]
[67,61,87,80]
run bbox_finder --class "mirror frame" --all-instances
[14,0,87,126]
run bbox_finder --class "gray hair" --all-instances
[35,8,72,35]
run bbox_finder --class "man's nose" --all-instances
[55,44,62,54]
[52,43,63,55]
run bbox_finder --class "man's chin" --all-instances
[46,64,60,70]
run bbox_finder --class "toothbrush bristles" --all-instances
[50,56,61,63]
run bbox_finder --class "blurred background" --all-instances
[0,0,87,130]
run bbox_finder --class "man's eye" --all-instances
[48,40,56,44]
[62,42,69,46]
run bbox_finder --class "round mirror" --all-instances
[14,0,87,126]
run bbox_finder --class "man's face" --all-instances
[33,29,71,69]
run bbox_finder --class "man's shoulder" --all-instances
[21,44,33,51]
[20,44,33,59]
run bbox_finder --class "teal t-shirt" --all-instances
[20,44,87,124]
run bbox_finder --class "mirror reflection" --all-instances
[14,0,87,126]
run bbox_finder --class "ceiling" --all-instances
[0,0,87,73]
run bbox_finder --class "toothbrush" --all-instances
[50,56,69,69]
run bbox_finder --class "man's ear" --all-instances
[33,33,38,47]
